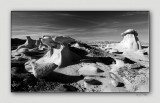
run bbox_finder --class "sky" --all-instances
[11,11,149,43]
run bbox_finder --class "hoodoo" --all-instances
[119,29,142,51]
[25,36,81,78]
[106,29,142,53]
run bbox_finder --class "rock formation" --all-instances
[25,36,81,78]
[16,36,48,51]
[119,29,142,51]
[106,29,142,52]
[53,35,76,46]
[16,36,36,51]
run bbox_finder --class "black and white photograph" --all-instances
[11,11,149,92]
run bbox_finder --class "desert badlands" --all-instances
[11,29,149,92]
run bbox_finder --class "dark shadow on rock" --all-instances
[24,50,47,59]
[80,56,116,65]
[84,79,102,85]
[99,57,116,65]
[113,52,123,54]
[117,82,125,87]
[142,46,149,49]
[63,85,78,92]
[123,57,135,64]
[132,66,145,70]
[97,68,104,73]
[69,47,88,57]
[42,72,84,83]
[79,59,97,63]
[143,52,148,55]
[131,63,145,70]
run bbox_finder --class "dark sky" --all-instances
[11,11,149,43]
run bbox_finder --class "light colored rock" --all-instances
[120,29,142,51]
[110,59,125,74]
[106,29,142,52]
[109,73,119,87]
[109,59,125,87]
[71,43,82,49]
[78,63,103,76]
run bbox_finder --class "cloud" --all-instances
[11,11,149,42]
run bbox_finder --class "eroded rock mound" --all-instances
[25,36,81,78]
[53,35,76,46]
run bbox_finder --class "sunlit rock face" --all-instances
[119,29,142,51]
[25,36,81,78]
[110,59,125,74]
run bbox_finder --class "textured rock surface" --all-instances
[25,36,81,77]
[11,34,149,92]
